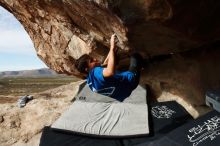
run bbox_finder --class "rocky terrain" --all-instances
[0,80,84,146]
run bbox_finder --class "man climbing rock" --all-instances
[75,34,143,101]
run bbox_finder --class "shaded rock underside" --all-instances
[0,0,220,105]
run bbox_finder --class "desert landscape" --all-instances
[0,77,78,103]
[0,69,82,146]
[0,69,79,104]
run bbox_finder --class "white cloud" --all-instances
[0,6,35,55]
[0,6,46,71]
[0,29,36,54]
[0,6,22,30]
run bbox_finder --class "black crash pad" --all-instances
[40,101,193,146]
[136,110,220,146]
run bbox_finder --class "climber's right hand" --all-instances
[110,34,116,51]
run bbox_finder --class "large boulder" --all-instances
[0,0,220,105]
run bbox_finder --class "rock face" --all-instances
[0,0,220,105]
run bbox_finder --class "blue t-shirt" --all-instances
[87,66,139,101]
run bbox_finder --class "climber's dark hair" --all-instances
[75,54,91,74]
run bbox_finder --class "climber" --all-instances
[75,34,143,101]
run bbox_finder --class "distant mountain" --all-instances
[0,68,62,77]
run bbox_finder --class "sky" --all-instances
[0,6,47,71]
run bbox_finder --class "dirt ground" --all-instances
[0,95,17,104]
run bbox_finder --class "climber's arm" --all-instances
[102,52,110,66]
[102,34,116,77]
